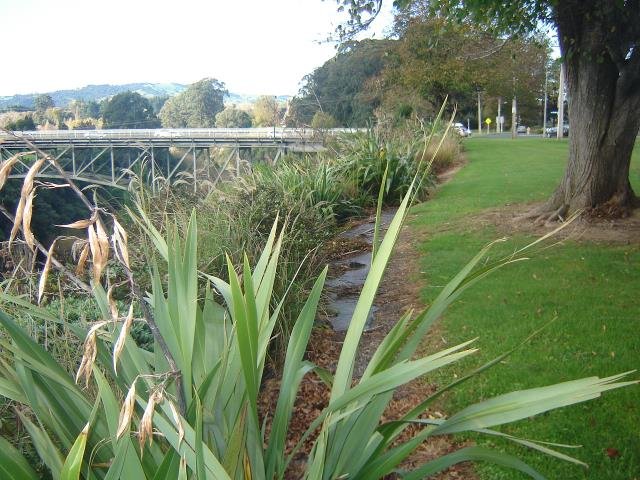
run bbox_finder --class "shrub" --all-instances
[4,115,36,131]
[333,126,437,206]
[311,111,338,130]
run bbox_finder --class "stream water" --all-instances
[325,210,396,331]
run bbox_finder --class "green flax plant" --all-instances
[0,135,636,479]
[333,119,443,206]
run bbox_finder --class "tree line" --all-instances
[0,80,291,131]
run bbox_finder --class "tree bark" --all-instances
[540,0,640,219]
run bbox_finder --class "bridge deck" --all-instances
[0,127,361,149]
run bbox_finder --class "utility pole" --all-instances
[543,67,548,134]
[497,97,502,133]
[556,63,565,140]
[511,97,517,139]
[477,90,482,135]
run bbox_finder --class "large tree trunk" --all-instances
[540,1,640,219]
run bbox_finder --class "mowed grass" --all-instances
[412,137,640,479]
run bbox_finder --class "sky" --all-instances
[0,0,394,97]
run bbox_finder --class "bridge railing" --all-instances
[0,127,367,143]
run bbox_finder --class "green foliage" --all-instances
[393,0,553,36]
[381,14,549,125]
[252,96,281,127]
[68,118,97,130]
[102,92,160,129]
[333,127,435,205]
[215,106,253,128]
[292,39,389,127]
[4,115,35,131]
[159,78,227,128]
[310,111,338,129]
[77,100,101,119]
[412,138,640,479]
[34,94,54,113]
[0,193,634,479]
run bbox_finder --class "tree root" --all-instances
[514,203,571,226]
[585,194,639,219]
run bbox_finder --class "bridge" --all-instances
[0,128,359,191]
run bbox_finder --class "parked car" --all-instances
[516,125,527,134]
[453,122,472,137]
[545,125,569,137]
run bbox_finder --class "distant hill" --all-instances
[0,83,291,110]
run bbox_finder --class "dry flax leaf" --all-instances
[75,320,109,387]
[139,389,163,450]
[22,157,45,195]
[10,157,46,244]
[22,189,36,250]
[75,330,97,388]
[117,381,137,439]
[111,218,130,269]
[9,195,26,244]
[57,218,96,229]
[38,239,57,304]
[94,219,110,281]
[75,243,90,276]
[113,304,134,375]
[168,400,185,448]
[106,284,119,321]
[88,221,109,282]
[87,225,100,278]
[0,152,29,191]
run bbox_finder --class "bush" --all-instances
[311,111,338,130]
[4,115,35,131]
[333,126,436,206]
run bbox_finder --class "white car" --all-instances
[453,123,471,137]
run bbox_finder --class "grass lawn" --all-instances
[411,137,640,479]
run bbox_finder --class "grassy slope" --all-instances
[411,137,640,479]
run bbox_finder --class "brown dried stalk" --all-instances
[139,388,163,449]
[116,381,137,439]
[75,243,90,276]
[0,205,91,294]
[168,399,185,448]
[75,321,109,387]
[0,152,31,190]
[112,304,134,375]
[2,130,93,211]
[37,239,57,304]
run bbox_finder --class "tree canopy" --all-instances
[336,0,640,215]
[215,106,253,128]
[291,39,390,127]
[383,14,548,125]
[33,94,54,113]
[4,115,35,131]
[159,78,227,128]
[252,96,282,127]
[101,92,160,129]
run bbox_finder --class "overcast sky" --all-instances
[0,0,394,97]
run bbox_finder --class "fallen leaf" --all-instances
[606,448,620,459]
